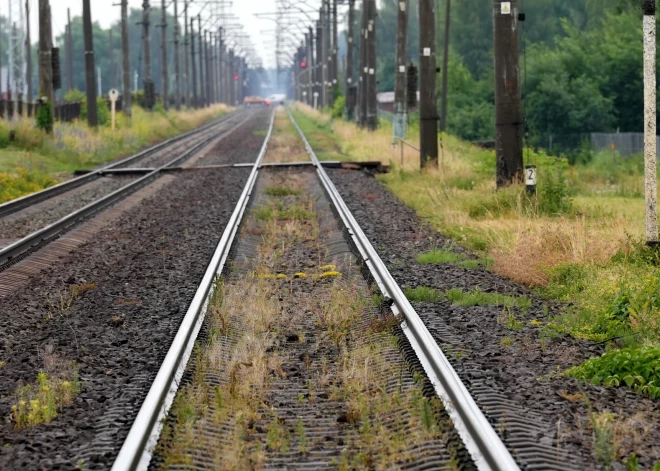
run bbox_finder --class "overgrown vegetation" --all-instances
[0,104,230,204]
[566,348,660,400]
[404,285,530,309]
[292,104,660,404]
[11,349,82,429]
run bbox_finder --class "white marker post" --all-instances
[109,88,120,131]
[643,0,658,245]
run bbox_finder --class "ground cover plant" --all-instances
[291,104,660,400]
[0,104,230,204]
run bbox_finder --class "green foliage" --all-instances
[36,103,54,133]
[404,286,444,303]
[64,89,110,126]
[566,347,660,399]
[416,249,462,265]
[265,186,301,197]
[332,95,346,119]
[63,89,85,102]
[538,168,573,215]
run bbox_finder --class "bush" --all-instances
[538,168,573,216]
[36,102,54,133]
[64,89,110,126]
[566,347,660,399]
[332,95,346,119]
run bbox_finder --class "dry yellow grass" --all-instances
[262,107,311,163]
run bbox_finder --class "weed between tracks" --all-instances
[261,107,311,164]
[10,346,81,429]
[156,169,451,469]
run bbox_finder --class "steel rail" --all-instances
[287,109,520,471]
[0,109,245,219]
[111,108,277,471]
[0,111,257,267]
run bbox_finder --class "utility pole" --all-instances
[198,16,205,107]
[204,30,210,107]
[218,29,225,104]
[173,0,181,110]
[82,0,97,126]
[493,0,523,186]
[366,0,377,130]
[419,0,438,167]
[183,1,189,108]
[345,0,355,120]
[643,0,658,244]
[358,0,368,127]
[439,0,451,132]
[110,29,115,90]
[315,19,322,109]
[331,0,338,93]
[25,0,32,102]
[38,0,53,117]
[393,0,408,139]
[160,0,168,109]
[65,8,73,92]
[190,17,197,107]
[121,0,131,117]
[320,4,328,108]
[142,0,154,110]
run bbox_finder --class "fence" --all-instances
[0,100,83,122]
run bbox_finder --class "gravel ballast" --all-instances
[0,113,273,470]
[327,168,660,470]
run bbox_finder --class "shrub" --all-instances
[36,102,54,133]
[332,95,346,119]
[566,347,660,399]
[538,168,573,216]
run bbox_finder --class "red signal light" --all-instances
[265,100,271,106]
[234,75,239,81]
[300,61,307,68]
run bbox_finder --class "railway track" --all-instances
[0,108,267,274]
[110,108,520,471]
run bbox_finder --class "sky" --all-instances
[15,0,323,69]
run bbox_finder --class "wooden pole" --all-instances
[190,17,197,107]
[160,0,168,109]
[183,0,189,108]
[121,0,132,117]
[82,0,97,126]
[493,0,523,186]
[38,0,54,125]
[419,0,438,167]
[366,0,377,131]
[142,0,154,110]
[439,0,451,132]
[173,0,180,110]
[25,0,32,102]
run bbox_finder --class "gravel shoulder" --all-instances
[327,168,660,470]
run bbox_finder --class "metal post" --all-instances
[198,16,205,107]
[644,0,658,244]
[493,0,523,186]
[82,0,97,126]
[393,0,408,139]
[321,4,328,108]
[109,29,115,90]
[332,0,338,93]
[439,0,451,132]
[121,0,132,117]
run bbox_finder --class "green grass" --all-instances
[0,104,230,204]
[265,186,302,197]
[416,248,484,269]
[404,286,444,303]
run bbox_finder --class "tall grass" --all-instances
[0,104,230,204]
[294,105,660,349]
